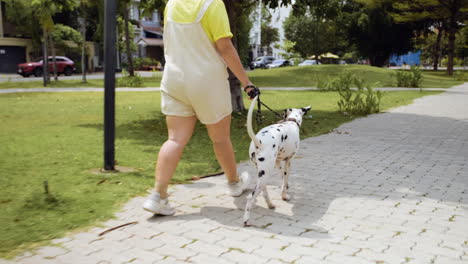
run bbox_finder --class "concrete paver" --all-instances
[1,83,467,264]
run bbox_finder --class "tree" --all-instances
[260,7,279,54]
[283,12,334,59]
[48,24,82,81]
[29,0,78,86]
[347,0,414,67]
[414,26,447,68]
[455,21,468,63]
[4,0,42,57]
[118,0,136,77]
[391,0,468,75]
[416,22,468,68]
[78,0,94,83]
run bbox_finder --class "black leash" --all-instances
[255,95,283,126]
[244,85,282,126]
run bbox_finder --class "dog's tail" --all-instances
[247,95,261,148]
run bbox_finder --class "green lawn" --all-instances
[0,76,162,89]
[0,65,464,89]
[249,65,465,88]
[0,90,441,258]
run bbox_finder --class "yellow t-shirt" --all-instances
[164,0,233,43]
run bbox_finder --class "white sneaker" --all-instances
[227,172,251,197]
[142,191,175,216]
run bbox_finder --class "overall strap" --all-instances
[195,0,215,22]
[167,0,175,22]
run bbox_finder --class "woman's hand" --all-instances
[243,84,260,99]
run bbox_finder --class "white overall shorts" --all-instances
[161,0,232,124]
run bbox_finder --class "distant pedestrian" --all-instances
[403,62,409,70]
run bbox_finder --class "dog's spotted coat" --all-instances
[244,96,311,226]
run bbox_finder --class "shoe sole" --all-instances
[143,206,175,216]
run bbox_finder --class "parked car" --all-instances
[298,60,320,66]
[17,56,76,77]
[266,59,292,69]
[250,56,275,69]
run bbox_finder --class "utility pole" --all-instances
[104,0,117,171]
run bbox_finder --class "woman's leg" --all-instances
[206,115,238,183]
[155,115,197,199]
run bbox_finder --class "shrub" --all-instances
[117,69,144,87]
[134,57,159,71]
[454,71,468,81]
[409,66,423,87]
[392,66,423,88]
[318,71,354,92]
[393,70,411,87]
[319,72,382,115]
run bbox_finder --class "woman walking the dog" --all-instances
[143,0,260,215]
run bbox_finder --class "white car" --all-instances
[298,60,320,66]
[266,59,292,69]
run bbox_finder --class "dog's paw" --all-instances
[282,194,291,201]
[243,221,252,227]
[267,203,276,209]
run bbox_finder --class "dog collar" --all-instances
[281,118,301,127]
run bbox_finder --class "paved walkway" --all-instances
[0,87,448,94]
[2,84,467,264]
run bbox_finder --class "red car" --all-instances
[17,56,76,77]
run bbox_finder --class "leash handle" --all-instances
[244,84,260,99]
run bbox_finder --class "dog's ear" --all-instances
[301,106,311,114]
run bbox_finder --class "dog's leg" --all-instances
[281,159,291,201]
[244,166,271,226]
[275,160,282,170]
[243,180,262,226]
[262,184,275,209]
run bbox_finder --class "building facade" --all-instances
[0,1,33,73]
[129,0,164,65]
[249,3,292,62]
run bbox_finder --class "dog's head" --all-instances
[282,106,311,126]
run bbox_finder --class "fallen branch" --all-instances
[98,221,138,236]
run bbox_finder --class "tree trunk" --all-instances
[433,25,443,71]
[224,0,245,112]
[51,35,58,81]
[81,16,87,83]
[446,3,461,76]
[123,6,134,77]
[43,30,49,87]
[447,23,456,75]
[369,54,387,67]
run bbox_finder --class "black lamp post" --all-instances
[104,0,117,171]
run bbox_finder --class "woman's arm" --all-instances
[215,37,253,90]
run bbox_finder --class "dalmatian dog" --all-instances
[243,95,311,226]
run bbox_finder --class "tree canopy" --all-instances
[390,0,468,74]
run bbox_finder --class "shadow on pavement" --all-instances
[143,111,468,240]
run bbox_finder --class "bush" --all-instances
[134,57,159,71]
[392,66,423,88]
[454,71,468,81]
[117,69,144,87]
[318,71,354,92]
[319,72,383,115]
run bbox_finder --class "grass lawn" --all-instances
[0,65,464,89]
[249,65,465,88]
[0,89,441,258]
[0,76,162,89]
